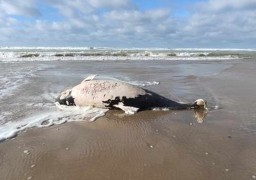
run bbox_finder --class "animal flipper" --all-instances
[82,74,97,83]
[113,103,139,115]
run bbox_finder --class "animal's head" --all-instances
[55,89,75,106]
[192,99,208,110]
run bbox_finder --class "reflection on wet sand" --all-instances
[193,109,208,123]
[110,108,208,125]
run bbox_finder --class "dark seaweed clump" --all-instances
[207,52,240,57]
[20,53,40,58]
[112,52,128,56]
[55,53,75,57]
[167,53,177,56]
[54,52,129,57]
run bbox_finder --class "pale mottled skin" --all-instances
[70,80,146,108]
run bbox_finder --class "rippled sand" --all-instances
[0,60,256,179]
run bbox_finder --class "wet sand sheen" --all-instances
[0,60,256,180]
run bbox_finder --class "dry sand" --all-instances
[1,60,256,180]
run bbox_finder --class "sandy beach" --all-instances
[0,59,256,180]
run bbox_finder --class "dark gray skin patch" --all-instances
[56,95,67,105]
[65,95,75,106]
[102,96,123,109]
[56,91,76,106]
[102,89,194,111]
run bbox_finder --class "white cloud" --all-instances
[88,0,133,9]
[0,0,255,47]
[187,0,256,40]
[198,0,256,11]
[0,0,40,17]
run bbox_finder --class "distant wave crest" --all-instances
[1,47,255,62]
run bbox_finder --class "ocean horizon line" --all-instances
[0,46,256,51]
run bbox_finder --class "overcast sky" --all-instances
[0,0,256,48]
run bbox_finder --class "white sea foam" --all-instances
[0,66,45,100]
[0,74,29,100]
[0,105,108,142]
[0,55,241,62]
[128,81,160,87]
[152,107,170,111]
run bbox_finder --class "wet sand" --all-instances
[1,60,256,180]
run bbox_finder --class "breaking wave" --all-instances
[1,47,255,62]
